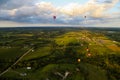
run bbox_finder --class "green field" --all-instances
[0,27,119,80]
[22,47,51,60]
[1,63,108,80]
[0,47,28,59]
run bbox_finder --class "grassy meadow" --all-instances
[0,27,119,80]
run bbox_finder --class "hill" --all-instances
[0,27,119,80]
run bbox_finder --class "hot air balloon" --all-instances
[84,16,87,26]
[77,59,81,62]
[53,16,56,20]
[86,48,89,51]
[87,53,91,57]
[86,46,89,52]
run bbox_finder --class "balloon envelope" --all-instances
[78,59,81,62]
[53,16,56,20]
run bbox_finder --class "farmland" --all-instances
[0,27,119,80]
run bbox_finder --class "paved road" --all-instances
[0,48,33,77]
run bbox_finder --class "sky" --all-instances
[0,0,120,27]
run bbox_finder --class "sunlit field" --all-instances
[0,27,119,80]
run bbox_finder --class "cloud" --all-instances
[59,0,119,18]
[0,1,55,23]
[0,0,8,5]
[94,0,112,3]
[0,0,120,27]
[0,0,37,9]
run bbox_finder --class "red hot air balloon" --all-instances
[53,16,56,20]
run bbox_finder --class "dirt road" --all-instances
[0,48,33,77]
